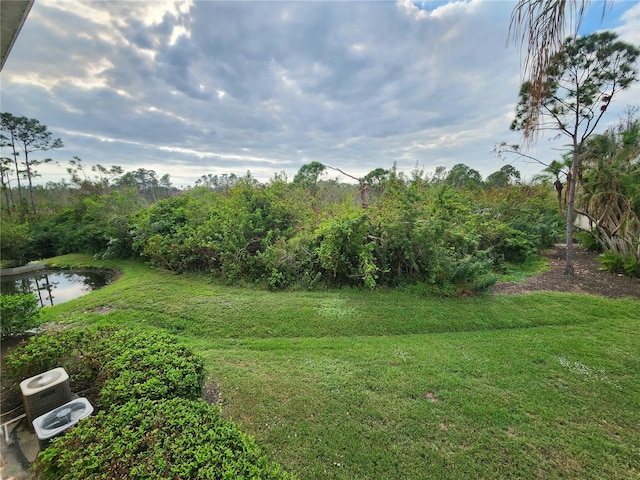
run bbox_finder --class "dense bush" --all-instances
[129,180,564,293]
[2,327,289,478]
[4,171,566,293]
[0,220,34,264]
[1,327,204,409]
[9,189,142,262]
[0,293,41,337]
[479,184,563,252]
[576,230,602,252]
[35,398,291,480]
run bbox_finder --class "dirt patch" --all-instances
[490,244,640,300]
[203,382,222,406]
[83,306,117,315]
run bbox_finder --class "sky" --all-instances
[1,0,639,189]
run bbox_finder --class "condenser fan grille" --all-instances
[33,397,94,442]
[41,403,88,430]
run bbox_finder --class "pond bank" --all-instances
[0,264,46,277]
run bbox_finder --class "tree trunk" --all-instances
[1,169,13,215]
[9,133,24,209]
[564,149,581,276]
[24,152,37,214]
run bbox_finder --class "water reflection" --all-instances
[0,270,111,307]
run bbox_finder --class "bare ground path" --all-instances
[490,244,640,300]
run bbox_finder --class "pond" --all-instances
[0,269,113,307]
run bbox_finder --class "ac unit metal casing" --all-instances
[33,397,94,449]
[20,367,72,428]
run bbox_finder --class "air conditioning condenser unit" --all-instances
[20,367,72,428]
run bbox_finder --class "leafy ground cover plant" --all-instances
[35,398,291,480]
[0,293,41,337]
[2,326,290,478]
[598,250,640,278]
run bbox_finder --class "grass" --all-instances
[495,255,552,283]
[36,254,640,479]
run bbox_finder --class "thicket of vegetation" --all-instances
[3,107,639,288]
[1,150,568,293]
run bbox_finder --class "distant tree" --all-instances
[511,31,639,275]
[93,163,124,193]
[195,173,240,193]
[0,113,64,214]
[1,155,14,215]
[159,173,173,198]
[292,162,326,191]
[485,165,521,188]
[444,163,483,189]
[67,156,124,196]
[363,168,390,187]
[1,113,26,211]
[194,174,216,189]
[116,168,163,202]
[431,166,447,186]
[362,167,391,204]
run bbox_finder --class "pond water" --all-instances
[0,269,112,307]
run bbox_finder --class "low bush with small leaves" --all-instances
[36,398,291,480]
[2,327,290,478]
[94,329,205,407]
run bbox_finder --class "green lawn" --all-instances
[40,255,640,479]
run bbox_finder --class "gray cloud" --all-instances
[1,0,638,188]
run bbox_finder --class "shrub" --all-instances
[35,398,291,480]
[313,212,378,288]
[0,220,34,264]
[0,328,105,416]
[3,327,288,478]
[0,294,41,337]
[2,328,110,385]
[497,229,537,263]
[94,329,205,407]
[1,327,205,411]
[599,250,640,278]
[576,230,602,252]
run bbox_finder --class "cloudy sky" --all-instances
[2,0,639,188]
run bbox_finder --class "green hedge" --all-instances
[2,327,290,479]
[93,329,205,407]
[2,327,205,407]
[36,398,290,480]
